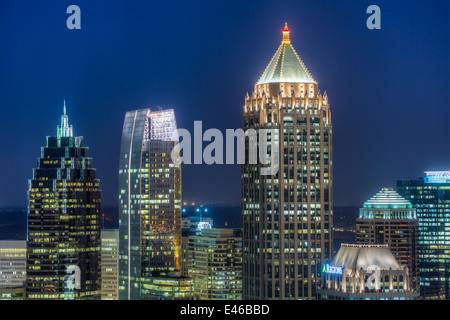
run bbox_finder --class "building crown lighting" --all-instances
[282,22,290,44]
[333,244,401,271]
[424,171,450,183]
[362,187,412,209]
[256,23,316,85]
[57,100,73,138]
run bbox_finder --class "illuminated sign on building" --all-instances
[323,264,343,275]
[424,171,450,183]
[197,221,212,230]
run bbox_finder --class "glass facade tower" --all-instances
[27,104,101,300]
[397,171,450,299]
[118,108,182,300]
[242,24,333,299]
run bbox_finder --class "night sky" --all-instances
[0,0,448,208]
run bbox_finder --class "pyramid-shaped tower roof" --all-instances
[257,23,316,85]
[363,187,412,209]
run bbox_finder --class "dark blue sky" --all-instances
[0,0,448,207]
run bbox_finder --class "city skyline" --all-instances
[0,0,448,208]
[0,0,449,305]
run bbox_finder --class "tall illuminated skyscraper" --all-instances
[27,103,101,300]
[118,108,182,300]
[242,24,333,299]
[397,171,450,299]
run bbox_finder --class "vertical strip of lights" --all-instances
[127,111,137,300]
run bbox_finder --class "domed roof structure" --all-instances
[332,244,401,270]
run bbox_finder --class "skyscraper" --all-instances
[397,171,450,299]
[118,108,182,300]
[356,188,419,290]
[242,24,333,299]
[27,103,101,300]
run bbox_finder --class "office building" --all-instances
[0,240,26,300]
[242,23,333,299]
[182,217,214,231]
[318,244,417,300]
[181,216,213,276]
[27,103,102,299]
[101,229,119,300]
[0,240,26,288]
[118,108,182,300]
[0,286,26,300]
[140,272,193,300]
[397,171,450,299]
[356,188,419,290]
[186,228,242,300]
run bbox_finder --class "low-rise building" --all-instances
[186,228,242,300]
[318,244,417,300]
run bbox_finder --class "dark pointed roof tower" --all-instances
[27,102,101,300]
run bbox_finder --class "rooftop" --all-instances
[332,244,401,270]
[257,23,316,85]
[363,187,412,209]
[424,171,450,183]
[144,108,178,142]
[57,100,73,138]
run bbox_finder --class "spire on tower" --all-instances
[282,22,290,44]
[57,100,73,139]
[256,23,316,85]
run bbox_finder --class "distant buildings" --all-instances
[356,188,419,290]
[26,104,101,300]
[397,171,450,299]
[118,108,183,300]
[140,272,193,300]
[101,229,119,300]
[318,244,417,300]
[0,286,26,300]
[182,216,214,231]
[0,240,26,300]
[242,24,333,299]
[185,228,242,300]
